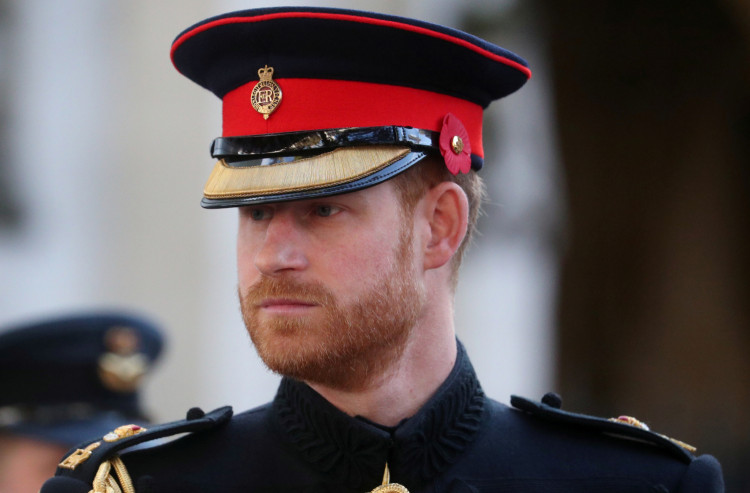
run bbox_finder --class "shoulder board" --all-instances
[54,406,233,483]
[510,394,695,463]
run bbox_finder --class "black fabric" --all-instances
[212,126,483,173]
[678,456,726,493]
[171,7,529,106]
[40,477,90,493]
[212,127,441,161]
[45,343,725,493]
[53,406,232,482]
[269,343,484,490]
[510,394,694,462]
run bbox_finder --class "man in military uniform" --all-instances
[0,311,163,493]
[42,7,724,493]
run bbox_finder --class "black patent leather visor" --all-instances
[201,126,482,209]
[213,126,432,159]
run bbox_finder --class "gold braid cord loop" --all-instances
[89,456,136,493]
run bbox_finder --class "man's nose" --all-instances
[253,212,309,275]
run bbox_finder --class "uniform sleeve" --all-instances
[40,477,91,493]
[677,454,724,493]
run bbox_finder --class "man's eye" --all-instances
[247,208,271,221]
[315,205,340,217]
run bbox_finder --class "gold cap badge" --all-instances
[98,326,149,393]
[251,65,282,119]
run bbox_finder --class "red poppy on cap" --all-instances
[439,113,472,176]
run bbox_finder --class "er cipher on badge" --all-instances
[251,65,282,120]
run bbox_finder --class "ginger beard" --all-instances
[239,223,424,391]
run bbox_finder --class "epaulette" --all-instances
[45,406,232,492]
[510,393,696,463]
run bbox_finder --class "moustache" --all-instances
[241,277,336,307]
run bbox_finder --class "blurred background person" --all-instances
[0,311,164,493]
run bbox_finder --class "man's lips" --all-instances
[259,298,318,313]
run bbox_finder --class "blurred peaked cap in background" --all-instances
[170,6,531,208]
[0,310,165,447]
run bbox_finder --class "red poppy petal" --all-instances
[439,113,471,175]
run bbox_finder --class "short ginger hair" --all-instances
[391,153,486,288]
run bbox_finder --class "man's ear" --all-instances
[421,181,469,271]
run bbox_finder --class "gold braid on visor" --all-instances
[200,126,451,208]
[204,145,411,201]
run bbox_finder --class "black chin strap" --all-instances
[211,126,439,160]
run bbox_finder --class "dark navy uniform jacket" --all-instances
[43,343,724,492]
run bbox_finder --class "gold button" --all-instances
[450,135,464,155]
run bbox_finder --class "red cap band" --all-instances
[222,78,485,157]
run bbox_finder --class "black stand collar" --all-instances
[271,341,485,491]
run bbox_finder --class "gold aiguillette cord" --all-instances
[90,456,136,493]
[369,463,409,493]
